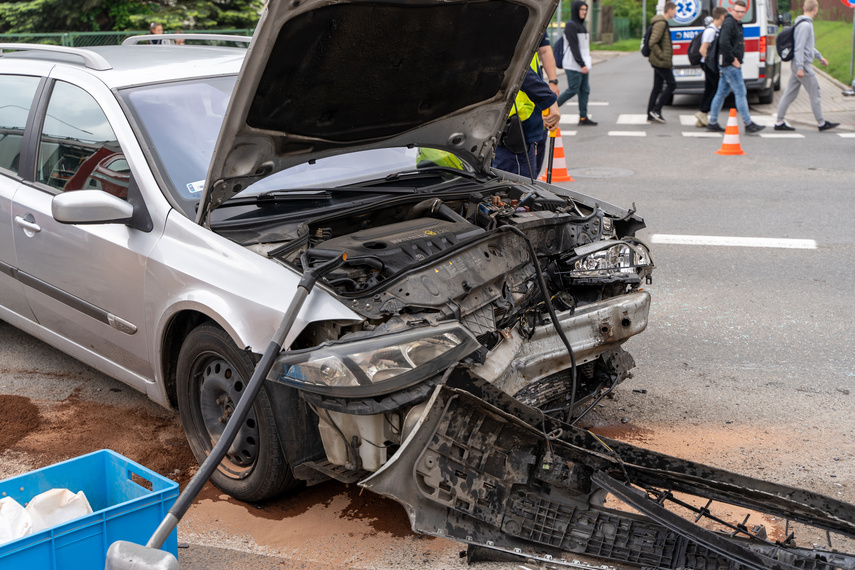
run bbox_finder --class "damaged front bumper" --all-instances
[473,290,650,398]
[361,378,855,570]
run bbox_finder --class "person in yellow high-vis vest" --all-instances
[492,53,560,178]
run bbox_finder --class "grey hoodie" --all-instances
[792,15,822,73]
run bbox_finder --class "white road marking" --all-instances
[749,115,777,126]
[679,115,700,126]
[560,101,610,106]
[838,133,855,138]
[559,114,581,124]
[682,132,721,137]
[760,133,805,139]
[616,114,649,124]
[608,131,647,137]
[651,234,817,249]
[559,130,578,136]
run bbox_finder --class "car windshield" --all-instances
[122,77,473,218]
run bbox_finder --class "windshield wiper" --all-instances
[383,166,479,182]
[255,186,420,200]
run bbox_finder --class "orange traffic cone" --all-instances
[540,128,574,182]
[716,109,746,156]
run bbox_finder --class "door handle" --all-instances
[14,215,42,234]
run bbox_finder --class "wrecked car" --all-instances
[2,0,854,568]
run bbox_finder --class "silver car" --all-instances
[1,0,657,547]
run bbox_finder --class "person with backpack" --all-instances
[556,0,598,126]
[645,2,677,124]
[774,0,839,132]
[694,8,727,127]
[705,0,764,133]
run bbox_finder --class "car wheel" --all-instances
[176,323,298,502]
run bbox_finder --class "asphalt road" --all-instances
[1,52,853,569]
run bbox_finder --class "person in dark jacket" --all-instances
[646,2,676,123]
[706,0,765,133]
[492,67,560,179]
[556,0,598,125]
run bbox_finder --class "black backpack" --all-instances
[776,19,807,61]
[705,29,720,72]
[687,30,704,66]
[641,23,653,57]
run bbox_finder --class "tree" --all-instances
[0,0,263,33]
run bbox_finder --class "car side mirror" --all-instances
[778,13,791,26]
[52,190,134,224]
[51,176,153,232]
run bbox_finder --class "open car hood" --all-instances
[198,0,558,225]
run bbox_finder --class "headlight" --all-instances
[569,239,653,278]
[271,323,480,397]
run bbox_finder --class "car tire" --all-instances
[176,323,298,502]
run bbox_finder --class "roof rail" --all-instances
[122,33,252,46]
[0,43,112,71]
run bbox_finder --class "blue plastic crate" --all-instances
[0,449,179,569]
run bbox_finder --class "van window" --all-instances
[36,80,128,199]
[0,75,40,174]
[715,0,756,24]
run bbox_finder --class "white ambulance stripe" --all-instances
[616,114,649,124]
[608,131,647,137]
[651,234,817,249]
[682,132,722,137]
[759,133,805,139]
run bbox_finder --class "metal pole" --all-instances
[850,12,854,82]
[643,0,648,36]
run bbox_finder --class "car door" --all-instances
[11,72,156,384]
[0,73,42,321]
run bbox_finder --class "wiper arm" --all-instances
[256,186,419,200]
[383,166,479,182]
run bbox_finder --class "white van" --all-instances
[658,0,782,104]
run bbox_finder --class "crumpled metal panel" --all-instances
[361,380,855,570]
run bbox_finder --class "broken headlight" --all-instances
[567,239,653,278]
[272,323,480,397]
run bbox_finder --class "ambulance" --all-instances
[659,0,783,104]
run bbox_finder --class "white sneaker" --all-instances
[694,111,709,126]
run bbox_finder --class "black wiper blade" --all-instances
[256,186,418,200]
[383,166,478,182]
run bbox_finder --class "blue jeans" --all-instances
[492,142,538,179]
[709,65,752,125]
[556,69,589,119]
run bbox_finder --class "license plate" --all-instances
[675,68,702,77]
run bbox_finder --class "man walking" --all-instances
[775,0,839,132]
[557,0,598,126]
[646,2,676,124]
[706,0,764,133]
[695,8,727,127]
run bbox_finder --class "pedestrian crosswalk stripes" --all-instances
[560,101,609,106]
[557,114,850,137]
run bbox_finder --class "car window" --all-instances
[0,75,41,175]
[122,76,234,209]
[36,80,128,199]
